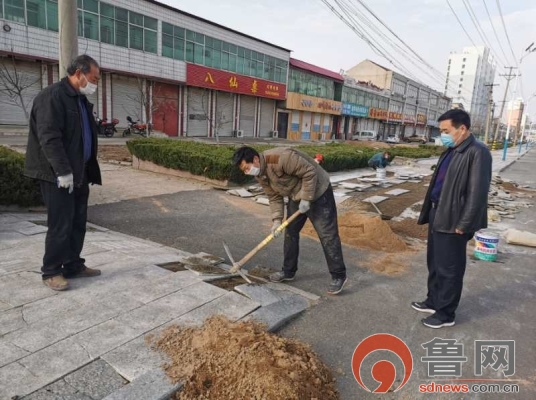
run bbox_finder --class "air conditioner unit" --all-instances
[236,130,244,138]
[271,130,279,138]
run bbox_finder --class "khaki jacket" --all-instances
[256,147,330,221]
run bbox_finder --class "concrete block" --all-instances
[0,361,47,400]
[363,195,389,204]
[234,284,293,306]
[102,369,181,400]
[21,378,93,400]
[0,308,26,335]
[21,293,86,324]
[0,281,56,307]
[135,270,201,304]
[385,189,411,196]
[244,295,309,332]
[63,359,128,399]
[264,282,321,302]
[0,339,30,368]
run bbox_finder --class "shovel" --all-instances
[370,201,393,221]
[224,210,302,275]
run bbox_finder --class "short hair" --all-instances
[233,146,259,166]
[66,55,100,76]
[438,109,471,130]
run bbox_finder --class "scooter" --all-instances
[94,114,119,137]
[122,116,150,137]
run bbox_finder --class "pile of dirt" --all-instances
[388,218,428,240]
[97,145,132,162]
[150,316,339,400]
[303,213,408,253]
[499,181,536,193]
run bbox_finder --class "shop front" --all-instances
[341,102,369,140]
[283,93,342,140]
[416,113,427,137]
[186,64,286,137]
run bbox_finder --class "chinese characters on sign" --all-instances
[251,80,258,94]
[342,103,369,117]
[287,93,341,115]
[204,72,215,84]
[388,111,403,122]
[229,76,238,89]
[421,338,468,377]
[475,341,515,377]
[403,115,416,124]
[369,108,388,120]
[417,114,427,125]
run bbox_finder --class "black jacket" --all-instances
[418,134,492,234]
[24,77,101,186]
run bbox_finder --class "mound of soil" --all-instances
[150,316,339,400]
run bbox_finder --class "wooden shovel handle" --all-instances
[230,210,302,273]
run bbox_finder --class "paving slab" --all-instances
[0,339,30,368]
[264,282,321,302]
[0,220,36,232]
[384,188,411,196]
[255,196,270,205]
[0,361,45,400]
[0,231,27,242]
[244,294,310,332]
[362,195,389,204]
[16,224,49,236]
[0,300,11,311]
[133,270,201,304]
[22,378,94,400]
[102,369,181,400]
[0,308,27,335]
[0,214,23,224]
[0,281,56,307]
[234,284,294,306]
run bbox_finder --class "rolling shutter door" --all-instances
[239,95,256,137]
[291,112,300,132]
[187,87,209,137]
[313,114,321,134]
[52,65,59,83]
[216,92,234,137]
[259,98,275,137]
[0,61,42,125]
[112,75,142,128]
[301,112,312,139]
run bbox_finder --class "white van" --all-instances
[351,130,377,141]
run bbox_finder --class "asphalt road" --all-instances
[88,151,536,400]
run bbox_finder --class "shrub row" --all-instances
[0,146,43,207]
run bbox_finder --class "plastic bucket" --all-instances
[474,231,499,261]
[376,168,386,180]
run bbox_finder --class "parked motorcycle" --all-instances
[94,113,119,137]
[122,116,151,137]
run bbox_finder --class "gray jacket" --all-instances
[418,134,492,233]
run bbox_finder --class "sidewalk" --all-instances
[0,213,315,399]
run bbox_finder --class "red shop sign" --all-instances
[186,63,287,100]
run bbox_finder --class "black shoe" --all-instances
[411,301,435,314]
[327,277,348,295]
[422,315,455,329]
[269,271,295,283]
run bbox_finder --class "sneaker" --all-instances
[64,267,101,279]
[422,315,455,329]
[43,275,70,291]
[269,271,295,283]
[411,301,435,314]
[327,277,348,295]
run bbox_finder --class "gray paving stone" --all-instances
[0,338,30,367]
[22,294,86,324]
[0,300,11,311]
[83,250,128,268]
[0,214,22,224]
[0,361,46,400]
[102,369,181,400]
[64,359,128,399]
[0,220,36,232]
[134,270,201,304]
[16,224,49,236]
[244,295,310,332]
[0,231,27,242]
[234,284,293,306]
[22,378,94,400]
[0,308,27,335]
[0,260,37,275]
[8,213,46,221]
[264,282,321,302]
[0,282,56,307]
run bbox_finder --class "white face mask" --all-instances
[246,166,260,176]
[79,75,97,95]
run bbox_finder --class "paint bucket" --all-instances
[376,168,386,180]
[474,231,499,261]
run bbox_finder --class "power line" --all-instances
[495,0,518,66]
[446,0,479,49]
[482,0,513,65]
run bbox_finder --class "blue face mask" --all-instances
[440,133,456,148]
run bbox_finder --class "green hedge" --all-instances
[0,146,43,207]
[127,139,445,184]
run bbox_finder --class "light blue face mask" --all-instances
[440,133,456,148]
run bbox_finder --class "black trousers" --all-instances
[40,179,90,279]
[283,186,347,280]
[425,207,473,321]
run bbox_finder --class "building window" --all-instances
[460,77,463,82]
[463,58,466,62]
[458,90,461,94]
[289,69,334,99]
[459,84,462,88]
[4,0,25,23]
[25,0,57,31]
[461,71,464,75]
[462,64,465,69]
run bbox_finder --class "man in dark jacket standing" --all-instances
[24,55,102,291]
[412,109,492,328]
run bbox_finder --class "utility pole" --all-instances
[58,0,78,77]
[491,67,516,150]
[484,83,499,145]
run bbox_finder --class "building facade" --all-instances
[344,60,450,140]
[0,0,290,137]
[444,46,496,134]
[278,58,343,140]
[507,97,524,133]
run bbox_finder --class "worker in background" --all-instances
[233,146,348,295]
[368,151,391,170]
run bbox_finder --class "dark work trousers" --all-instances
[426,207,473,322]
[39,177,90,279]
[283,185,346,280]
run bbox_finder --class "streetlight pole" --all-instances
[502,43,536,161]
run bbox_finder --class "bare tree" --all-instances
[0,57,42,124]
[124,78,162,136]
[199,89,233,145]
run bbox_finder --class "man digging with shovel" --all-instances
[233,146,348,295]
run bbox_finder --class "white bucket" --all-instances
[376,168,386,180]
[474,231,499,262]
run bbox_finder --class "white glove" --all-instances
[299,200,311,214]
[271,220,283,238]
[57,173,74,194]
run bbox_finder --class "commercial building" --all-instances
[345,60,450,140]
[444,46,496,134]
[507,97,524,135]
[0,0,290,137]
[277,58,343,140]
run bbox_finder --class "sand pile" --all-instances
[388,218,429,240]
[303,213,408,253]
[150,316,339,400]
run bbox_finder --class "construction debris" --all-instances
[504,229,536,248]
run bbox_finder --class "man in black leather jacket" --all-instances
[412,109,492,328]
[24,55,102,291]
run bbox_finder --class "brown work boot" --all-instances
[43,275,70,291]
[64,267,102,279]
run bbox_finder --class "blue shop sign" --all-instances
[342,102,369,117]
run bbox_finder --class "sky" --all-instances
[159,0,536,119]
